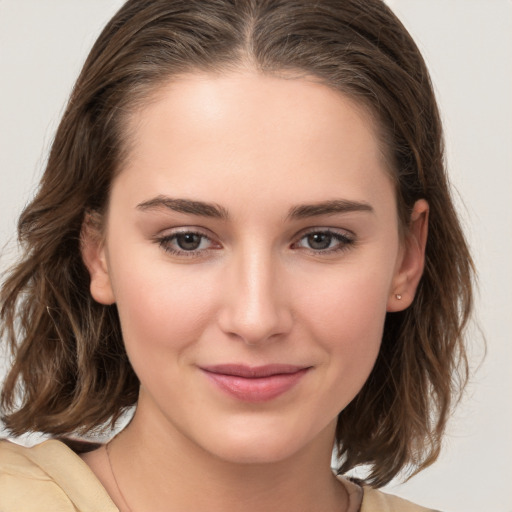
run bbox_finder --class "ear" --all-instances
[387,199,429,312]
[80,212,115,305]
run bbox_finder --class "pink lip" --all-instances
[201,364,310,402]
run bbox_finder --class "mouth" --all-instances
[200,364,311,402]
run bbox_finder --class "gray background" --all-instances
[1,1,511,510]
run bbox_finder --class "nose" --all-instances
[217,245,293,345]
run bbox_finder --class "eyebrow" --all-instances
[136,196,373,221]
[287,199,374,219]
[136,196,229,219]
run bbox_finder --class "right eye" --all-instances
[156,230,219,257]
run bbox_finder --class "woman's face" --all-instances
[84,71,426,464]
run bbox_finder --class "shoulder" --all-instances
[361,485,440,512]
[0,438,118,512]
[337,476,440,512]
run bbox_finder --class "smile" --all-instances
[200,364,311,402]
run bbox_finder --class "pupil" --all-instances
[308,233,331,250]
[177,233,201,250]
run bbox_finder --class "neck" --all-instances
[108,400,347,512]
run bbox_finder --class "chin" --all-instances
[190,417,330,466]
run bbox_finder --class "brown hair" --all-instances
[1,0,473,486]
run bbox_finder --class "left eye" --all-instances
[174,233,207,251]
[294,231,353,252]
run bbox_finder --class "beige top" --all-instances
[0,439,435,511]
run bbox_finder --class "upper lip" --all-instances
[201,364,309,378]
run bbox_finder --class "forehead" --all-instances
[115,71,393,214]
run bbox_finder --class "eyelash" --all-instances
[155,228,355,258]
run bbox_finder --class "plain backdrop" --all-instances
[0,1,511,511]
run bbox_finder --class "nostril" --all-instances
[217,299,293,345]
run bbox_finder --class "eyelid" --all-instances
[296,225,355,238]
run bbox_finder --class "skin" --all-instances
[81,71,428,512]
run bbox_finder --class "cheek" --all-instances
[300,260,391,341]
[108,255,218,375]
[295,262,392,402]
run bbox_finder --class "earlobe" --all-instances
[387,199,429,312]
[80,213,115,305]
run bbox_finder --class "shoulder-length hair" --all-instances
[1,0,473,486]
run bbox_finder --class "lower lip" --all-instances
[203,369,309,402]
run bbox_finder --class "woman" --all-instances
[0,1,473,510]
